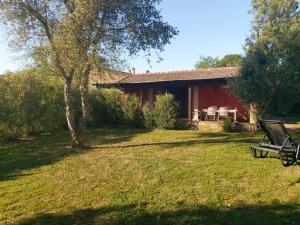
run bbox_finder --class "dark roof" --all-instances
[91,67,240,86]
[116,67,240,84]
[90,70,130,85]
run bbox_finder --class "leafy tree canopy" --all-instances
[228,0,300,116]
[195,56,219,69]
[195,54,242,69]
[217,54,242,67]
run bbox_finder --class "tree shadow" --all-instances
[84,128,151,146]
[17,203,300,225]
[0,129,149,181]
[93,132,259,150]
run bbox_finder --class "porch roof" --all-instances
[120,67,240,84]
[92,67,240,87]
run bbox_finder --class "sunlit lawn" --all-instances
[1,129,300,225]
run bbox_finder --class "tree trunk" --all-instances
[249,103,258,131]
[78,68,91,136]
[64,76,83,147]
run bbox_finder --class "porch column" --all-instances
[192,85,199,121]
[148,88,154,104]
[188,86,192,121]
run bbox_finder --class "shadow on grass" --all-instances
[94,133,260,150]
[0,128,149,181]
[17,203,300,225]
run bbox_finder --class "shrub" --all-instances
[142,102,155,129]
[153,93,179,129]
[0,70,146,144]
[103,89,124,124]
[89,88,142,128]
[89,89,108,126]
[0,126,20,143]
[222,117,233,132]
[121,95,141,127]
[0,129,8,144]
[0,69,66,142]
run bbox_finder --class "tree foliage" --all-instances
[0,69,66,142]
[217,54,242,67]
[0,0,178,147]
[228,0,300,116]
[195,56,219,69]
[195,54,242,69]
[89,88,141,128]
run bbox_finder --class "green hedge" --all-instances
[142,102,155,129]
[89,88,142,128]
[142,93,179,130]
[0,70,66,142]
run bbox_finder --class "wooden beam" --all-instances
[193,85,199,110]
[148,88,154,104]
[188,86,192,121]
[193,85,199,121]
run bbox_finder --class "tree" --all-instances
[228,0,300,116]
[195,55,219,69]
[195,54,242,69]
[0,0,178,147]
[216,54,242,67]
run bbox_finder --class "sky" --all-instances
[0,0,252,74]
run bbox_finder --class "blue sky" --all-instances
[0,0,252,74]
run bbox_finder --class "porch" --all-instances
[123,80,249,123]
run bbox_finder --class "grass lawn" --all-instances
[1,129,300,225]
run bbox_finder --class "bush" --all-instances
[0,70,145,144]
[142,102,155,129]
[89,89,109,126]
[0,69,66,142]
[0,126,20,143]
[89,88,142,128]
[103,89,124,124]
[0,70,179,144]
[222,117,233,132]
[121,95,141,127]
[153,93,179,129]
[91,91,178,130]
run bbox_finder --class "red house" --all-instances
[93,67,249,124]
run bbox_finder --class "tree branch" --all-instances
[63,0,76,13]
[21,2,53,41]
[20,1,68,77]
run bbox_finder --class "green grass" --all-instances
[1,129,300,225]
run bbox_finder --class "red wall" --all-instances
[121,82,249,122]
[197,84,248,122]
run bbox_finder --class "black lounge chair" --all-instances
[251,120,300,166]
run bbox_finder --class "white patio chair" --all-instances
[193,109,200,121]
[218,106,229,121]
[205,106,217,121]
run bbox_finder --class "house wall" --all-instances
[193,84,248,122]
